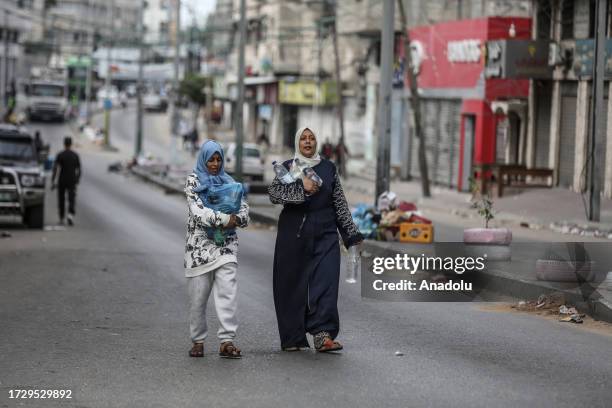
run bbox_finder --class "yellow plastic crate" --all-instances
[399,223,434,243]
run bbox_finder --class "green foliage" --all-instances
[179,74,211,106]
[469,176,495,229]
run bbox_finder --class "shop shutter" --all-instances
[409,99,461,187]
[535,82,552,168]
[437,100,461,187]
[558,95,577,188]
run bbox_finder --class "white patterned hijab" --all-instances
[292,126,321,171]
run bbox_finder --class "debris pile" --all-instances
[512,293,585,324]
[351,191,433,243]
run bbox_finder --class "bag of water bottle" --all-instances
[202,182,244,214]
[273,161,298,184]
[303,167,323,187]
[345,245,361,283]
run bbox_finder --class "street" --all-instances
[1,113,611,407]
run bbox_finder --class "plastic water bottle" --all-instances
[273,161,296,184]
[303,167,323,187]
[345,245,361,283]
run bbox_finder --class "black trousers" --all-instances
[58,184,76,220]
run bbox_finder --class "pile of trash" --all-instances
[83,126,105,145]
[351,191,432,242]
[512,293,585,324]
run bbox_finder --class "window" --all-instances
[561,0,575,39]
[536,0,552,39]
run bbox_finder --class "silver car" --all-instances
[223,143,265,181]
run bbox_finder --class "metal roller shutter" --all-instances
[409,99,461,187]
[558,94,577,188]
[535,82,552,168]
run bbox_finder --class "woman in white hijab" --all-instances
[268,127,363,352]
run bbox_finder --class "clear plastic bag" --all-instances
[203,182,244,214]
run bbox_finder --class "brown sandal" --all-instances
[219,342,242,359]
[189,342,204,357]
[314,332,343,352]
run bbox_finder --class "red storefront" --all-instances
[407,17,532,191]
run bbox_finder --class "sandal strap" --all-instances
[313,331,331,349]
[220,342,241,355]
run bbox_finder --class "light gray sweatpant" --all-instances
[188,262,238,344]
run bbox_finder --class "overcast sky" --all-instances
[181,0,216,27]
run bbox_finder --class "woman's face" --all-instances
[206,152,222,175]
[299,129,317,158]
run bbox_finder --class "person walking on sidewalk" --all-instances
[184,140,249,359]
[268,127,362,352]
[51,137,81,226]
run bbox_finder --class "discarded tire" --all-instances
[535,259,595,282]
[464,244,511,261]
[463,228,512,261]
[463,228,512,245]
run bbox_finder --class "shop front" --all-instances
[406,17,533,191]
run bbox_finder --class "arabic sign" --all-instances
[573,39,612,78]
[485,40,552,79]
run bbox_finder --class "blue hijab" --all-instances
[193,140,235,199]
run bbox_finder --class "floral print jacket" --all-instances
[184,173,249,277]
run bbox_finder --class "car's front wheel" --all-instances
[24,204,44,229]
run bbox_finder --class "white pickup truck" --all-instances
[25,80,69,122]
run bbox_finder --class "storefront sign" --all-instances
[448,39,482,63]
[573,39,612,78]
[485,39,552,79]
[278,80,338,106]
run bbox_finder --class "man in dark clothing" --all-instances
[52,137,81,226]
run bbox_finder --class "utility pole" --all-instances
[84,0,94,125]
[331,1,346,176]
[3,9,9,109]
[375,0,394,204]
[312,17,322,123]
[234,0,246,181]
[103,1,114,147]
[588,0,607,221]
[135,0,145,158]
[169,0,181,167]
[397,0,430,197]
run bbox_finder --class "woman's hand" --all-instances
[225,214,238,229]
[302,176,319,195]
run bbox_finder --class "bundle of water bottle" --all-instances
[272,159,323,186]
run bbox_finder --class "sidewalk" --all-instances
[341,158,612,240]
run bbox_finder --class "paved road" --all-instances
[1,120,611,407]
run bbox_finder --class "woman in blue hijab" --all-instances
[184,140,250,359]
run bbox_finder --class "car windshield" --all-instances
[0,137,35,161]
[30,84,65,97]
[244,148,260,158]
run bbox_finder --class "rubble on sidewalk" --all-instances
[512,293,587,323]
[512,292,566,313]
[560,314,585,324]
[550,221,612,240]
[1,231,11,238]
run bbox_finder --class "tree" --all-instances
[179,74,212,131]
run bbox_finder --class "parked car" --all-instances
[143,93,168,112]
[223,142,265,181]
[0,124,46,228]
[125,84,137,98]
